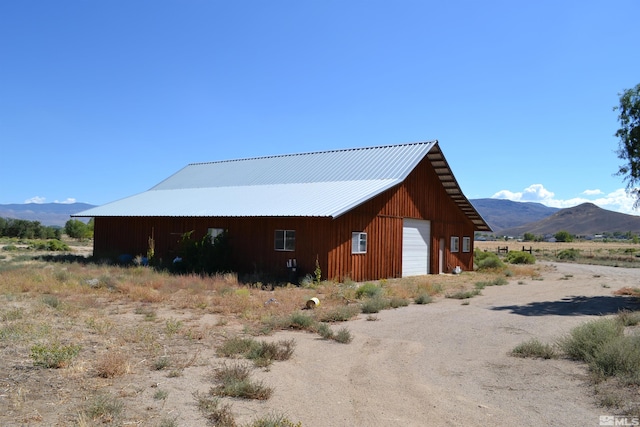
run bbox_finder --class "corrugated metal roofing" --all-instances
[74,141,491,231]
[151,141,434,189]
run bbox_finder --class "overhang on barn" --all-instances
[75,141,490,281]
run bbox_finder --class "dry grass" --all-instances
[94,350,129,378]
[476,240,640,268]
[0,240,557,425]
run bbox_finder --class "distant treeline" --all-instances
[0,217,94,240]
[0,217,62,239]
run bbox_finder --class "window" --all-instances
[208,228,225,243]
[450,236,459,253]
[352,232,367,254]
[275,230,295,251]
[462,236,471,253]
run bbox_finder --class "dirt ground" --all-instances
[2,260,640,426]
[230,262,638,427]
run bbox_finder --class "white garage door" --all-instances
[402,219,430,277]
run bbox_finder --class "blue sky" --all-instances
[2,1,639,215]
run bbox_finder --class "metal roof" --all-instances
[74,141,491,231]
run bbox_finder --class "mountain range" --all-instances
[1,200,640,236]
[0,203,96,227]
[470,199,640,236]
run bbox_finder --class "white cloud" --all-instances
[22,196,78,204]
[24,196,46,204]
[54,198,77,204]
[491,184,554,202]
[491,185,640,216]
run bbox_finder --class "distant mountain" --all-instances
[0,203,96,227]
[499,203,640,237]
[470,198,560,232]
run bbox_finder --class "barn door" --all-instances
[402,219,430,277]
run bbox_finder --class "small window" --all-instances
[208,228,225,243]
[450,236,459,253]
[275,230,296,251]
[462,237,471,253]
[352,232,367,254]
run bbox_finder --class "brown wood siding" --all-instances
[94,216,334,281]
[93,154,477,282]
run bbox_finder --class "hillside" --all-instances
[0,203,96,227]
[470,198,559,232]
[499,203,640,237]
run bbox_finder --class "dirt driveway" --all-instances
[230,262,639,426]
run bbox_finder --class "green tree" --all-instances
[554,230,573,242]
[614,83,640,208]
[64,219,89,240]
[523,232,535,242]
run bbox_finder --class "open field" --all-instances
[1,240,640,426]
[476,240,640,268]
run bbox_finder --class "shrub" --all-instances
[617,310,640,327]
[83,393,124,424]
[30,342,81,368]
[559,318,623,362]
[41,295,61,309]
[333,327,353,344]
[389,297,409,308]
[511,339,558,359]
[355,282,383,299]
[360,296,390,313]
[211,362,273,400]
[286,312,315,330]
[506,251,536,264]
[590,335,640,381]
[247,339,296,367]
[474,250,505,270]
[194,392,237,427]
[414,293,433,304]
[316,322,334,340]
[557,248,580,261]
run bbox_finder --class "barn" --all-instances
[74,141,490,282]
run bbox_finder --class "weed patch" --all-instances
[95,350,129,378]
[194,392,237,427]
[511,339,558,359]
[82,393,124,424]
[246,412,303,427]
[30,341,81,368]
[211,362,273,400]
[446,289,481,300]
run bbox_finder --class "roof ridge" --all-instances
[188,140,438,166]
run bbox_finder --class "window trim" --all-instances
[462,236,471,253]
[275,229,296,251]
[351,232,367,254]
[450,236,460,253]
